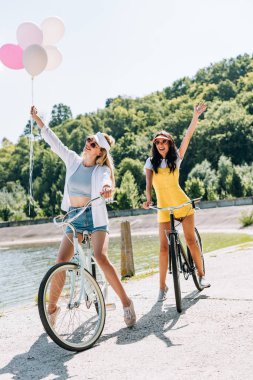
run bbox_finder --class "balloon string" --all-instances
[28,76,34,216]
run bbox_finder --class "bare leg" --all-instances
[182,214,204,277]
[158,222,171,290]
[91,231,131,308]
[48,233,83,314]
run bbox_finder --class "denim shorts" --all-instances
[65,206,109,235]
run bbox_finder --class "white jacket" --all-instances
[41,125,112,227]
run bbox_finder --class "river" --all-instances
[0,234,159,310]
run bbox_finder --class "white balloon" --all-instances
[41,17,65,45]
[44,45,62,70]
[17,22,43,49]
[23,45,48,77]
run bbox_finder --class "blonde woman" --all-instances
[31,106,136,327]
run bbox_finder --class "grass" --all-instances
[109,232,253,273]
[122,268,159,282]
[239,210,253,227]
[197,232,253,252]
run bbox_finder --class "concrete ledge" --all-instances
[199,200,218,209]
[235,197,253,206]
[0,218,54,228]
[108,208,156,218]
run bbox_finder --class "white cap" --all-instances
[94,132,111,152]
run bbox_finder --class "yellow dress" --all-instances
[152,166,194,222]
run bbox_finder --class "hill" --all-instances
[0,54,253,220]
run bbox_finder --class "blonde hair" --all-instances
[83,133,115,188]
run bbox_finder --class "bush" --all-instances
[185,177,205,199]
[239,210,253,227]
[115,171,140,209]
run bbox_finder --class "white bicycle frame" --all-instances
[53,196,108,308]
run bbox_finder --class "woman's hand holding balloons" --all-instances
[30,106,44,129]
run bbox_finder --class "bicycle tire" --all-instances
[38,262,106,352]
[170,235,182,313]
[187,228,205,291]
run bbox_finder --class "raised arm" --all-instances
[30,106,78,166]
[178,103,207,159]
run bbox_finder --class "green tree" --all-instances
[230,169,244,197]
[185,177,205,199]
[236,163,253,196]
[217,79,237,100]
[116,158,145,194]
[49,103,73,128]
[202,84,218,102]
[23,119,40,137]
[0,138,15,188]
[116,171,139,209]
[164,77,192,99]
[0,181,27,221]
[217,155,234,197]
[193,101,253,167]
[112,132,150,166]
[186,160,218,200]
[23,199,44,218]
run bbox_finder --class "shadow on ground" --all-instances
[0,333,74,380]
[0,291,208,379]
[100,290,208,347]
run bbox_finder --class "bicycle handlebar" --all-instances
[53,196,115,228]
[149,197,201,212]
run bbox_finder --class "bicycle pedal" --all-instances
[105,303,116,311]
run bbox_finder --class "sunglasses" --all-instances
[154,139,169,146]
[86,137,99,149]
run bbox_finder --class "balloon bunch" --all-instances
[0,17,65,215]
[0,16,65,75]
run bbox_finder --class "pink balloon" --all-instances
[0,44,24,70]
[17,22,43,50]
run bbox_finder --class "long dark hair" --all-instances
[151,130,179,173]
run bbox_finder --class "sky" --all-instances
[1,0,253,143]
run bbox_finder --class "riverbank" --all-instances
[0,204,253,248]
[0,242,253,379]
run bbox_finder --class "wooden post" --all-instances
[121,221,135,278]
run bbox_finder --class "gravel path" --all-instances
[0,242,253,380]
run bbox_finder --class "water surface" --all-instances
[0,234,159,310]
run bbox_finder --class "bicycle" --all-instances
[150,197,205,313]
[38,196,113,352]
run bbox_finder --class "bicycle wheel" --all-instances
[187,228,205,291]
[38,262,106,352]
[170,235,182,313]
